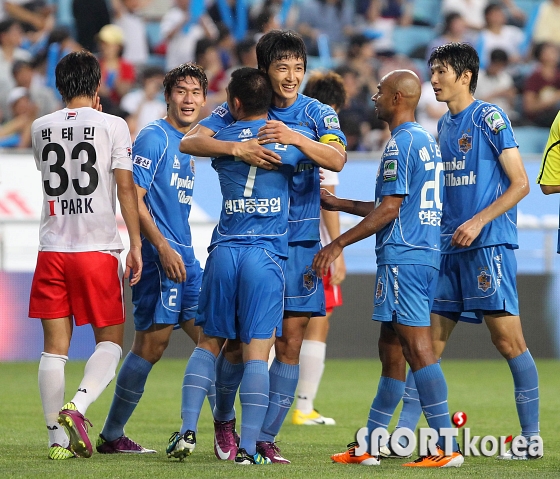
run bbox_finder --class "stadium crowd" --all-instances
[0,0,559,150]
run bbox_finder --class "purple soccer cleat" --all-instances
[96,434,156,454]
[213,419,238,461]
[57,402,93,458]
[256,441,291,464]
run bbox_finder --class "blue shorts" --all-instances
[132,257,203,331]
[195,245,285,343]
[284,241,325,317]
[432,245,520,323]
[373,264,438,327]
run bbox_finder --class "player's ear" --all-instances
[461,70,472,88]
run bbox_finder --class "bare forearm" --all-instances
[180,132,236,157]
[116,171,141,248]
[337,206,397,248]
[473,180,529,226]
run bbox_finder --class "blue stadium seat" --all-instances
[392,25,436,57]
[412,0,442,27]
[514,126,550,154]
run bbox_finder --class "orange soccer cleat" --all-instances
[403,446,464,468]
[331,442,380,466]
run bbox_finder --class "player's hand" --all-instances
[330,254,346,285]
[312,240,343,279]
[320,187,341,211]
[451,216,484,248]
[257,120,298,146]
[125,246,142,286]
[232,138,282,170]
[159,243,186,283]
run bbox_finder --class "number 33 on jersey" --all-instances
[32,107,133,252]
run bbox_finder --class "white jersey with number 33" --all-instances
[31,107,133,252]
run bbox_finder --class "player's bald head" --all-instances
[382,70,421,107]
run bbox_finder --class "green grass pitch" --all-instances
[1,359,559,478]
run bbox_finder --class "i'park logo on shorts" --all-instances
[303,266,315,291]
[477,268,492,292]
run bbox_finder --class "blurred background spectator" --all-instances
[111,0,150,68]
[531,0,560,48]
[522,42,560,127]
[72,0,110,53]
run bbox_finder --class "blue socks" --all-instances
[396,368,422,431]
[507,349,539,437]
[239,360,269,455]
[101,351,152,442]
[365,376,405,451]
[181,347,216,433]
[413,363,457,452]
[258,359,299,442]
[214,352,244,422]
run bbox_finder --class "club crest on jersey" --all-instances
[65,111,77,120]
[303,266,315,291]
[383,159,397,181]
[484,109,506,134]
[238,128,253,139]
[133,154,151,169]
[173,155,180,169]
[477,269,492,292]
[375,277,384,299]
[458,133,472,153]
[323,115,340,130]
[213,105,228,117]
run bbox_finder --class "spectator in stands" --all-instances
[345,34,379,97]
[416,80,448,138]
[442,0,488,31]
[531,0,560,48]
[425,13,474,62]
[1,1,52,32]
[120,65,166,140]
[476,48,518,122]
[252,6,281,41]
[194,37,226,114]
[522,42,560,128]
[477,2,524,68]
[232,36,257,69]
[12,59,59,117]
[207,0,250,40]
[0,86,37,147]
[249,0,298,30]
[0,18,31,120]
[160,0,218,71]
[355,0,397,55]
[297,0,355,57]
[97,24,136,109]
[72,0,111,52]
[112,0,150,67]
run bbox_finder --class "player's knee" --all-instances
[491,335,526,359]
[132,338,168,364]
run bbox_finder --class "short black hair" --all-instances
[141,65,165,82]
[303,71,346,111]
[484,2,503,17]
[195,38,217,64]
[235,37,256,64]
[12,59,32,77]
[0,18,18,36]
[228,67,272,116]
[490,48,508,64]
[256,30,307,73]
[428,42,479,94]
[163,62,208,99]
[55,50,101,104]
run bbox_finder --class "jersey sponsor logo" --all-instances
[323,114,340,130]
[303,265,315,291]
[133,154,151,169]
[477,269,492,292]
[383,159,397,181]
[484,109,507,134]
[445,171,476,186]
[47,197,94,216]
[65,111,77,120]
[443,158,466,171]
[170,172,194,190]
[238,128,253,139]
[173,155,180,169]
[214,105,228,117]
[458,133,472,153]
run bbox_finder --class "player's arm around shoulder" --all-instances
[451,147,529,248]
[181,123,282,170]
[115,168,142,285]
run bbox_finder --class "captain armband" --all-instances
[319,134,346,150]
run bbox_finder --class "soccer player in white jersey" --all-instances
[314,70,463,468]
[29,50,142,460]
[389,43,541,462]
[95,63,209,457]
[293,71,347,426]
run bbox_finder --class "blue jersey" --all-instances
[437,100,519,253]
[199,94,346,243]
[132,119,196,264]
[210,119,304,258]
[374,122,443,269]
